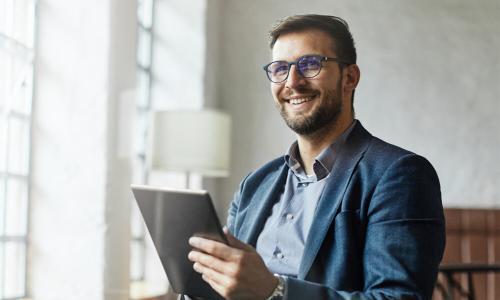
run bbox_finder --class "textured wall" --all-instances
[213,0,500,220]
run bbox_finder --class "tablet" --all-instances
[131,184,227,300]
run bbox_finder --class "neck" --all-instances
[296,115,354,175]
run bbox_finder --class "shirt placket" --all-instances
[274,175,313,266]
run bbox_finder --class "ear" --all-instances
[342,64,361,95]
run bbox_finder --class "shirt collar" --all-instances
[284,120,358,181]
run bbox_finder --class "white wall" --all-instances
[212,0,500,220]
[104,0,137,299]
[31,0,109,298]
[31,0,137,299]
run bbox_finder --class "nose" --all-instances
[285,65,306,89]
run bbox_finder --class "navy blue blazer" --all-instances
[227,122,445,299]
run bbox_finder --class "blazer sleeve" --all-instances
[284,154,446,300]
[226,172,252,234]
[226,187,240,234]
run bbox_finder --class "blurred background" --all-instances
[0,0,498,299]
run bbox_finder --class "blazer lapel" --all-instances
[298,122,372,278]
[238,163,289,246]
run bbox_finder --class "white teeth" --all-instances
[289,97,313,105]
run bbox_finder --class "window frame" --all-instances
[130,0,155,283]
[0,0,37,299]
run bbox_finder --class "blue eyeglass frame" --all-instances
[263,55,351,83]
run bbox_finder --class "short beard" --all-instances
[279,81,343,135]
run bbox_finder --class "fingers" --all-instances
[193,261,235,298]
[193,261,228,286]
[202,274,225,297]
[188,250,237,275]
[189,233,275,300]
[189,230,255,258]
[189,237,235,258]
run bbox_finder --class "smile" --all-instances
[287,95,316,105]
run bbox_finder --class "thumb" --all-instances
[223,226,254,251]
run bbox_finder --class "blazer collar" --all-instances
[237,121,372,273]
[238,164,288,245]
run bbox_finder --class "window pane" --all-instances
[130,240,145,281]
[0,50,15,110]
[0,50,33,115]
[2,241,26,298]
[0,0,35,48]
[137,69,151,109]
[0,0,34,298]
[0,179,5,235]
[132,156,146,183]
[137,28,152,68]
[18,0,36,48]
[131,200,145,238]
[133,111,149,156]
[0,118,6,172]
[10,64,33,115]
[0,50,10,109]
[0,0,14,37]
[5,178,28,236]
[138,0,153,29]
[0,242,3,297]
[7,117,30,175]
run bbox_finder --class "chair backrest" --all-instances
[433,208,500,300]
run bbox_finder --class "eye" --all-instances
[270,62,289,75]
[300,57,321,69]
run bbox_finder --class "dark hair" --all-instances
[269,14,357,65]
[269,14,357,111]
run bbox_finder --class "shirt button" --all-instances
[286,213,294,221]
[276,253,284,259]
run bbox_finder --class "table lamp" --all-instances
[148,109,231,188]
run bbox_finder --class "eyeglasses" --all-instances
[263,55,350,83]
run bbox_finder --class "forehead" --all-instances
[272,29,336,61]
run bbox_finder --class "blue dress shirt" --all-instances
[255,121,356,277]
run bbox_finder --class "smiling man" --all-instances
[187,15,445,300]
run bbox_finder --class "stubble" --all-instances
[278,79,343,135]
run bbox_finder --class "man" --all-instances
[187,14,445,300]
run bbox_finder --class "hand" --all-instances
[187,228,278,300]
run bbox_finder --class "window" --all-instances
[130,0,154,283]
[0,0,36,299]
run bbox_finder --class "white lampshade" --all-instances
[148,110,231,177]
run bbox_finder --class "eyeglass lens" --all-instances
[267,56,323,83]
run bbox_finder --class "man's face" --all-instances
[270,29,348,135]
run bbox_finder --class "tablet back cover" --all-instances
[132,185,226,300]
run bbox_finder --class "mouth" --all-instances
[284,94,317,106]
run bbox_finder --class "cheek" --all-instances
[316,78,339,96]
[271,84,282,101]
